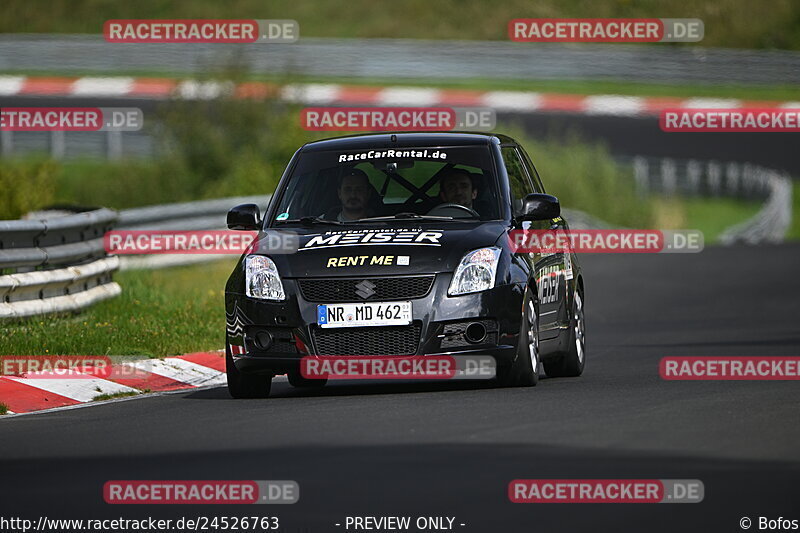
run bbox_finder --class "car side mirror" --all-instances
[227,203,261,230]
[519,193,560,221]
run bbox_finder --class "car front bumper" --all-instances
[226,274,526,375]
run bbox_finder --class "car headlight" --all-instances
[448,247,502,296]
[245,255,285,300]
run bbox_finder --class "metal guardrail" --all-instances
[0,208,117,271]
[0,208,120,318]
[628,156,793,243]
[0,165,790,319]
[113,168,795,271]
[719,171,793,245]
[115,197,617,269]
[560,208,613,230]
[117,196,269,230]
[2,35,799,85]
[0,197,272,318]
[116,168,790,271]
[629,156,777,200]
[116,195,270,270]
[0,129,155,160]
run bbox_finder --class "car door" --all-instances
[501,144,567,340]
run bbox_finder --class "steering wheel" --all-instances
[425,202,480,218]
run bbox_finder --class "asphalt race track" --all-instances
[2,244,799,532]
[504,111,800,174]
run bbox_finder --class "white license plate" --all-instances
[317,301,412,328]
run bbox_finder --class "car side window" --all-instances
[517,146,546,193]
[501,146,534,216]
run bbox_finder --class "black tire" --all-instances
[226,350,272,398]
[543,286,586,378]
[496,291,539,387]
[287,370,328,388]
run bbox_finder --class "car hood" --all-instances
[254,222,508,278]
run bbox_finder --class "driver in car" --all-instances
[335,168,376,221]
[439,168,478,210]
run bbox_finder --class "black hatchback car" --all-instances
[224,132,585,397]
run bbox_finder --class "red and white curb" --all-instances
[1,75,797,117]
[0,351,227,415]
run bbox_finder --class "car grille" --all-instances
[312,323,421,355]
[298,276,434,302]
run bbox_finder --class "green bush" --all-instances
[55,157,196,209]
[17,93,318,211]
[1,119,654,229]
[2,0,800,50]
[157,96,312,199]
[0,96,653,230]
[0,158,58,220]
[499,127,655,228]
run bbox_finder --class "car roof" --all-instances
[299,132,519,152]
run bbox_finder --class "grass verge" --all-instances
[0,260,234,356]
[683,197,764,242]
[789,182,800,241]
[0,403,8,415]
[519,135,654,228]
[652,196,764,242]
[92,391,140,401]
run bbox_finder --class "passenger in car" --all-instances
[439,168,478,210]
[333,169,379,221]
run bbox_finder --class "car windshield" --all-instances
[272,145,501,224]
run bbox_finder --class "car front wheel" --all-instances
[544,287,585,378]
[226,350,273,398]
[496,291,539,387]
